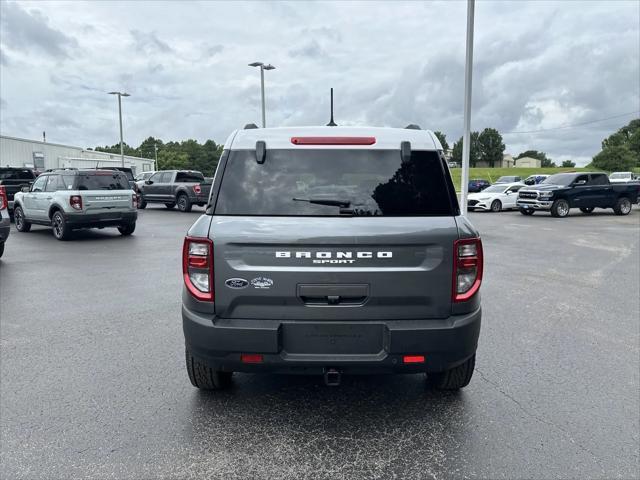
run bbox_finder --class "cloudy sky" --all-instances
[1,0,638,165]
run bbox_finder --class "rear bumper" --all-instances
[64,210,137,228]
[183,306,481,374]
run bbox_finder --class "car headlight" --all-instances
[539,191,554,198]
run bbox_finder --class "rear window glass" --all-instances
[73,172,130,190]
[214,149,454,216]
[176,172,204,182]
[0,168,35,180]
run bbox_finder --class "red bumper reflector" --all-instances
[241,354,264,364]
[290,136,376,145]
[403,355,425,364]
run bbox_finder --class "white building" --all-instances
[515,156,542,168]
[0,135,154,174]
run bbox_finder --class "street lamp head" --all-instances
[121,93,131,97]
[263,64,275,71]
[108,91,118,95]
[107,91,131,97]
[248,62,264,67]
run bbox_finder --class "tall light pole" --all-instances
[108,91,130,167]
[248,62,275,127]
[154,143,158,171]
[460,0,475,216]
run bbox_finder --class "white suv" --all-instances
[13,169,137,240]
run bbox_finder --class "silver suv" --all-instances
[13,169,137,240]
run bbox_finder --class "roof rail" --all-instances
[44,167,77,172]
[404,124,422,130]
[244,123,259,130]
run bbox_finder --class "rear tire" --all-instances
[118,222,136,236]
[177,194,192,212]
[490,200,502,212]
[14,206,31,232]
[137,197,147,209]
[550,199,570,218]
[613,197,632,216]
[51,211,71,240]
[519,208,534,216]
[0,242,4,258]
[427,354,475,390]
[185,349,232,390]
[580,207,595,214]
[165,202,176,209]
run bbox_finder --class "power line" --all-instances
[503,110,639,135]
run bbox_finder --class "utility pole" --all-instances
[460,0,475,216]
[154,143,158,171]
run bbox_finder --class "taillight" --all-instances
[0,186,7,210]
[452,238,483,302]
[70,195,83,210]
[193,184,201,194]
[183,237,214,302]
[132,193,137,208]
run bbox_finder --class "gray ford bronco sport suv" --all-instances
[182,126,482,390]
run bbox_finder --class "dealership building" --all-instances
[0,135,154,175]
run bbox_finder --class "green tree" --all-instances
[600,118,640,165]
[433,131,449,152]
[452,132,481,167]
[592,145,637,171]
[478,128,505,168]
[157,150,189,170]
[95,142,138,156]
[561,160,576,168]
[516,150,556,168]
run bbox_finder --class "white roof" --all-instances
[225,126,442,151]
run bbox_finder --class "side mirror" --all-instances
[21,184,31,193]
[145,180,153,185]
[506,190,512,195]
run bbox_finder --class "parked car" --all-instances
[494,175,522,184]
[0,186,9,257]
[134,171,155,190]
[517,172,639,217]
[468,179,491,192]
[0,167,38,214]
[523,174,550,185]
[138,170,212,212]
[448,161,459,168]
[13,169,137,240]
[609,172,637,183]
[467,182,525,212]
[182,125,482,391]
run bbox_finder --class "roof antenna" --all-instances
[326,88,337,126]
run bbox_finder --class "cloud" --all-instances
[130,29,173,54]
[0,2,77,58]
[0,0,637,167]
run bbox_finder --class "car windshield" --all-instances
[482,185,506,193]
[73,172,131,190]
[541,173,576,186]
[214,149,455,216]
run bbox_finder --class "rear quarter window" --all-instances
[214,149,455,216]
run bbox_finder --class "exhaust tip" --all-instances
[323,368,341,387]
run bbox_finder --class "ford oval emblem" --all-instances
[225,278,249,289]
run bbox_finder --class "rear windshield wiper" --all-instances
[292,198,351,208]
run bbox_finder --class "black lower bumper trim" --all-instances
[183,307,481,374]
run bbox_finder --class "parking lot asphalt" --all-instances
[1,205,639,480]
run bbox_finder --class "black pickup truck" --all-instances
[517,172,639,217]
[138,170,212,212]
[0,167,38,214]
